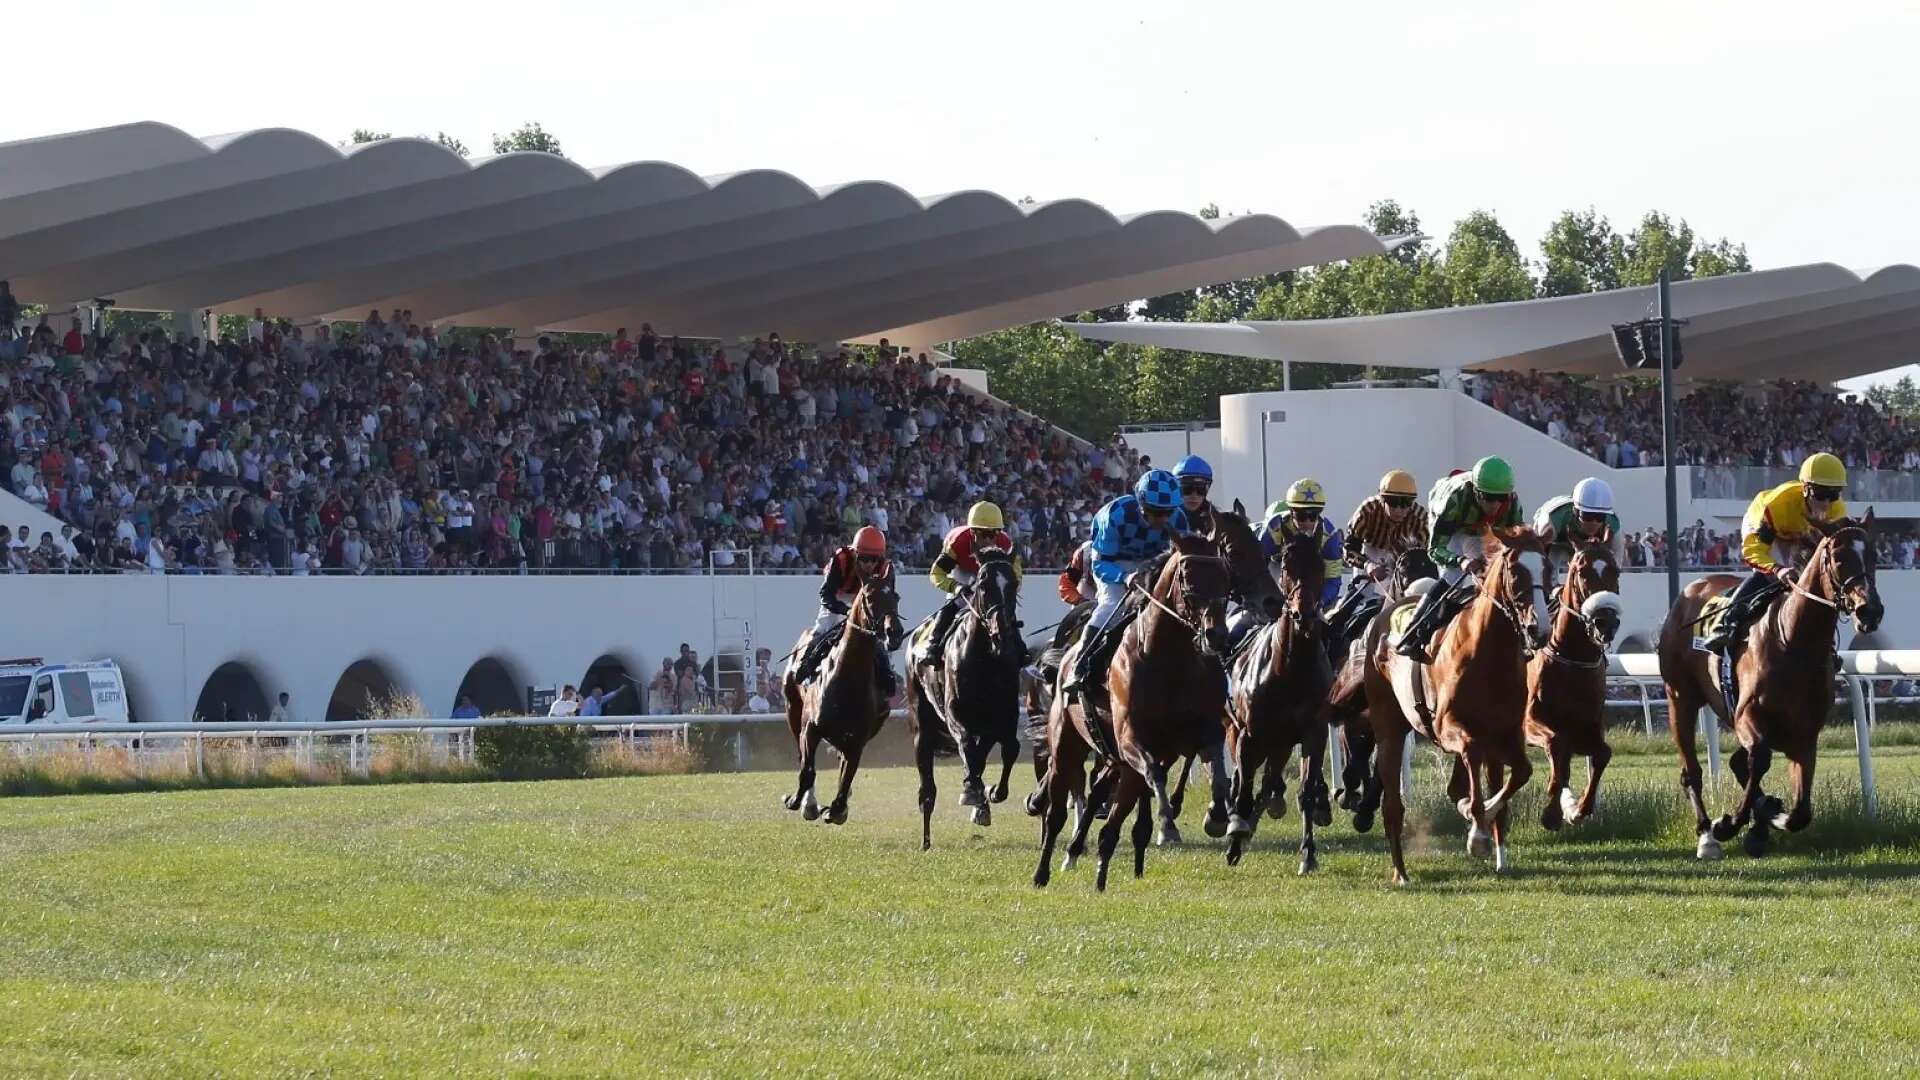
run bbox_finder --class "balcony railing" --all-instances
[1690,465,1920,503]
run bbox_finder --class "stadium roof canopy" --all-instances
[0,122,1405,348]
[1064,262,1920,383]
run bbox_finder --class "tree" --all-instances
[1864,375,1920,420]
[1690,237,1751,279]
[491,122,564,157]
[1538,208,1625,296]
[949,323,1136,440]
[1362,199,1428,267]
[348,128,391,144]
[1620,211,1694,286]
[433,132,470,157]
[1440,210,1535,305]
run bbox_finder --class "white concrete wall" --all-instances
[1120,426,1222,478]
[0,487,68,544]
[0,573,1074,724]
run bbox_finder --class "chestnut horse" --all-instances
[781,577,901,825]
[1363,533,1539,883]
[1223,529,1333,871]
[1326,547,1438,832]
[1526,543,1623,831]
[908,549,1024,848]
[1657,514,1882,858]
[1032,534,1232,889]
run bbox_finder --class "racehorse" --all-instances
[1362,531,1539,883]
[1526,543,1623,831]
[1033,534,1232,889]
[1657,513,1882,858]
[1325,547,1439,832]
[908,548,1024,848]
[781,575,901,825]
[1223,530,1333,871]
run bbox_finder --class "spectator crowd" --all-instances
[1,308,1141,576]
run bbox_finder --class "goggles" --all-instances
[1382,494,1415,509]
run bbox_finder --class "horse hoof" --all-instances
[1559,789,1583,823]
[1493,844,1511,873]
[1266,799,1287,821]
[1336,787,1358,811]
[1096,865,1110,892]
[1061,853,1078,873]
[989,784,1009,804]
[1456,797,1477,823]
[801,792,822,821]
[1298,852,1319,876]
[1024,791,1045,817]
[958,787,984,808]
[1227,814,1254,841]
[1157,823,1183,847]
[782,794,800,812]
[1310,801,1332,829]
[1226,841,1244,867]
[1353,809,1376,834]
[1696,833,1724,861]
[1033,871,1050,889]
[1540,805,1563,832]
[824,804,848,826]
[1391,870,1411,887]
[970,805,991,828]
[1743,828,1769,858]
[1203,810,1229,839]
[1709,816,1739,843]
[1467,823,1493,857]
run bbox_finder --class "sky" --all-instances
[10,0,1919,380]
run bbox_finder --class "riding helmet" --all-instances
[1572,477,1614,515]
[1378,469,1418,497]
[1799,452,1847,489]
[1285,478,1327,510]
[1471,455,1515,495]
[967,501,1005,529]
[1134,470,1181,511]
[1172,455,1213,482]
[853,525,887,556]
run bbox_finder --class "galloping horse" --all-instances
[1657,514,1882,858]
[1526,543,1623,830]
[1223,530,1333,871]
[1363,532,1539,883]
[781,576,901,825]
[1326,547,1438,832]
[1033,534,1232,889]
[908,548,1024,848]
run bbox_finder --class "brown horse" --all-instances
[908,549,1024,849]
[1033,534,1232,889]
[1363,533,1539,883]
[1657,514,1882,858]
[1525,544,1623,831]
[1326,547,1438,833]
[781,577,902,825]
[1223,529,1333,871]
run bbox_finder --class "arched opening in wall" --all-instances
[454,657,524,717]
[327,658,410,721]
[194,661,271,724]
[113,658,154,724]
[1616,634,1653,654]
[580,654,638,715]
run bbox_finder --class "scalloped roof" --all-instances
[0,122,1403,346]
[1064,263,1920,383]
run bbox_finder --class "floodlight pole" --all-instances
[1659,268,1681,606]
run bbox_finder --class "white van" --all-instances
[0,660,132,725]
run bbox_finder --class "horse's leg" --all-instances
[1300,715,1332,827]
[1378,724,1412,885]
[1712,739,1764,844]
[1167,753,1192,819]
[1572,739,1612,824]
[1096,768,1145,892]
[1485,760,1511,873]
[786,721,824,819]
[1782,749,1816,833]
[1461,745,1493,860]
[1034,739,1079,888]
[1339,719,1375,810]
[1347,720,1381,832]
[1131,771,1157,879]
[989,731,1019,804]
[1226,722,1264,866]
[1204,739,1232,838]
[960,732,992,826]
[1738,738,1776,857]
[1145,754,1182,847]
[914,720,938,851]
[1054,729,1094,873]
[1539,735,1572,832]
[1480,738,1531,825]
[1668,686,1719,858]
[822,742,864,826]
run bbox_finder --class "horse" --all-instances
[908,549,1024,849]
[780,575,902,825]
[1526,543,1623,831]
[1656,513,1882,858]
[1033,534,1233,889]
[1362,532,1539,883]
[1223,529,1334,871]
[1326,547,1439,833]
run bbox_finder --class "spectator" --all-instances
[268,692,290,724]
[450,695,483,720]
[579,686,604,717]
[548,684,579,717]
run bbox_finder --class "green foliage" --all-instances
[1864,374,1920,419]
[432,132,470,157]
[491,121,564,157]
[1440,210,1536,305]
[473,723,591,780]
[348,128,391,144]
[1539,207,1625,296]
[950,322,1137,440]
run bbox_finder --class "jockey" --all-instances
[1256,478,1344,610]
[1060,469,1188,696]
[1701,452,1850,654]
[1393,455,1524,663]
[1326,469,1431,636]
[1058,541,1096,605]
[1173,455,1219,536]
[1533,477,1625,571]
[794,525,903,693]
[919,501,1023,670]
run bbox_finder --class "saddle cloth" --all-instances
[1387,601,1421,641]
[1691,589,1737,652]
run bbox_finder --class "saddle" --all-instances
[1384,600,1438,737]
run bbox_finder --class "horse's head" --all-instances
[1813,512,1883,633]
[971,548,1023,653]
[1161,533,1233,658]
[856,573,903,644]
[1482,536,1541,647]
[1208,507,1286,623]
[1275,529,1326,620]
[1563,543,1624,645]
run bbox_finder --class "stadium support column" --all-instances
[1658,269,1680,607]
[172,309,204,341]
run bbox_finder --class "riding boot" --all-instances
[1394,581,1472,663]
[1326,577,1369,631]
[1703,571,1777,654]
[1061,614,1129,695]
[795,631,836,683]
[922,597,960,670]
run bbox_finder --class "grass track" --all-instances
[2,747,1918,1077]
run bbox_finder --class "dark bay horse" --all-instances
[1363,533,1539,883]
[1033,534,1232,889]
[908,549,1024,848]
[1657,514,1882,858]
[781,577,901,825]
[1526,544,1622,830]
[1326,547,1438,833]
[1224,530,1333,871]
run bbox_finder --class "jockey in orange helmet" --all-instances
[794,525,903,691]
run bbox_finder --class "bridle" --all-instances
[964,558,1020,646]
[1132,549,1230,638]
[1540,554,1614,668]
[1790,530,1870,617]
[1479,551,1539,660]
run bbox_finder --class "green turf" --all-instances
[2,745,1918,1077]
